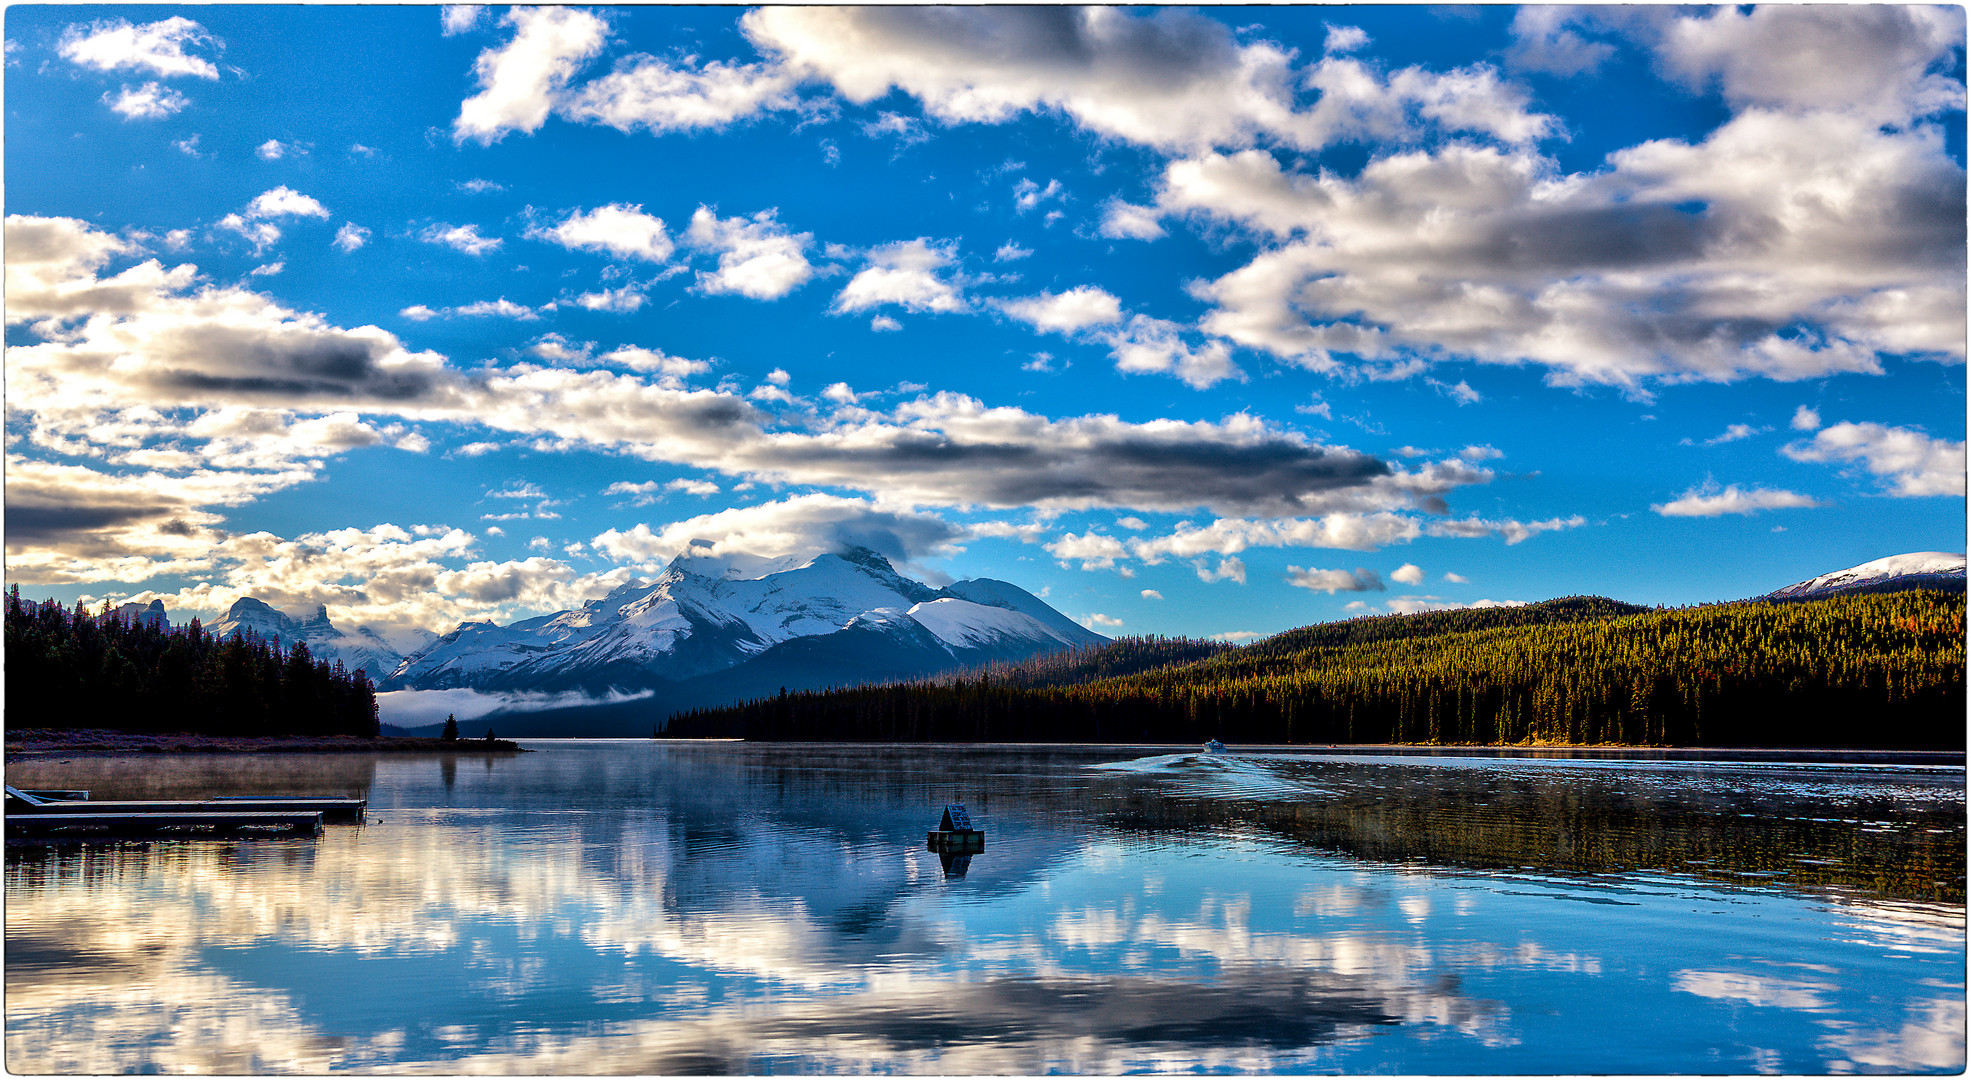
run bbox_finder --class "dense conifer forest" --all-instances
[5,589,380,737]
[667,592,1965,749]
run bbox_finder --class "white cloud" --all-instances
[173,134,201,157]
[1391,563,1425,585]
[333,223,370,253]
[1209,630,1262,643]
[529,203,673,262]
[1791,405,1821,431]
[1442,571,1469,584]
[870,315,903,332]
[561,54,804,135]
[994,242,1033,262]
[684,207,814,299]
[599,346,711,382]
[1782,422,1967,497]
[1285,565,1384,594]
[1169,101,1966,387]
[1424,515,1586,544]
[1459,445,1504,462]
[997,287,1124,334]
[1657,6,1964,125]
[419,223,503,256]
[1014,178,1064,214]
[1045,532,1128,571]
[590,494,965,569]
[575,285,646,313]
[743,8,1550,155]
[1081,612,1124,629]
[105,82,189,120]
[1140,589,1162,600]
[59,16,220,79]
[1098,200,1167,241]
[453,298,538,320]
[247,186,330,220]
[247,262,284,278]
[453,6,609,145]
[217,214,280,253]
[831,238,966,314]
[1102,315,1241,390]
[6,216,1484,530]
[256,139,290,161]
[1324,25,1369,54]
[440,6,483,37]
[1652,485,1823,518]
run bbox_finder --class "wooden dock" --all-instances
[6,810,323,838]
[4,784,360,840]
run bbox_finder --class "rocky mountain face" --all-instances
[382,547,1107,704]
[1759,552,1966,602]
[205,598,430,682]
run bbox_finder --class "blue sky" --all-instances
[6,5,1965,646]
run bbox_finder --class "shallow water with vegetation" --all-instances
[5,742,1963,1073]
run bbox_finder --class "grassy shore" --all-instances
[5,728,527,762]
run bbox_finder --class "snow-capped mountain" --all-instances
[1761,552,1966,602]
[205,597,432,682]
[384,547,1106,704]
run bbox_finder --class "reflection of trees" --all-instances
[1079,757,1965,903]
[4,744,1961,1073]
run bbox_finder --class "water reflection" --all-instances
[5,743,1962,1074]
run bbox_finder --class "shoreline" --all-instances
[6,730,1959,765]
[5,729,528,762]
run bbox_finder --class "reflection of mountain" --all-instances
[5,745,1962,1074]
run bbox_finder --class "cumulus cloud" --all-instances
[590,494,966,569]
[333,223,370,253]
[742,7,1551,155]
[419,222,503,256]
[1424,515,1586,544]
[1285,565,1384,593]
[684,207,814,299]
[1081,612,1124,629]
[529,203,673,262]
[453,6,609,145]
[59,16,220,79]
[831,238,966,314]
[105,82,189,120]
[561,54,805,135]
[1168,101,1965,387]
[247,186,330,220]
[1391,563,1425,585]
[1099,200,1168,240]
[1652,484,1825,518]
[440,6,483,37]
[1655,6,1964,125]
[1782,422,1967,497]
[996,286,1124,334]
[1791,405,1821,431]
[5,213,1509,600]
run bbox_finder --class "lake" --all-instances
[5,741,1963,1074]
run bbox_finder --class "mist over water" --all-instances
[6,743,1963,1074]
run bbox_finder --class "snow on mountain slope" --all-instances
[383,547,1101,695]
[907,597,1075,649]
[1762,552,1966,601]
[204,597,412,681]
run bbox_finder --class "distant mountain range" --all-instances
[173,548,1958,737]
[1758,552,1965,602]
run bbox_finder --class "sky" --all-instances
[5,4,1966,648]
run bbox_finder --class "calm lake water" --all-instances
[5,742,1964,1074]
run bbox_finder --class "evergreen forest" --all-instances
[5,591,380,737]
[666,591,1965,749]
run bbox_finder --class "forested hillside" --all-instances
[6,590,380,737]
[666,592,1965,748]
[920,634,1234,689]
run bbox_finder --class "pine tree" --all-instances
[441,713,460,741]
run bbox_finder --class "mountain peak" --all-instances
[1763,551,1966,602]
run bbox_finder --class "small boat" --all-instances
[1203,739,1226,753]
